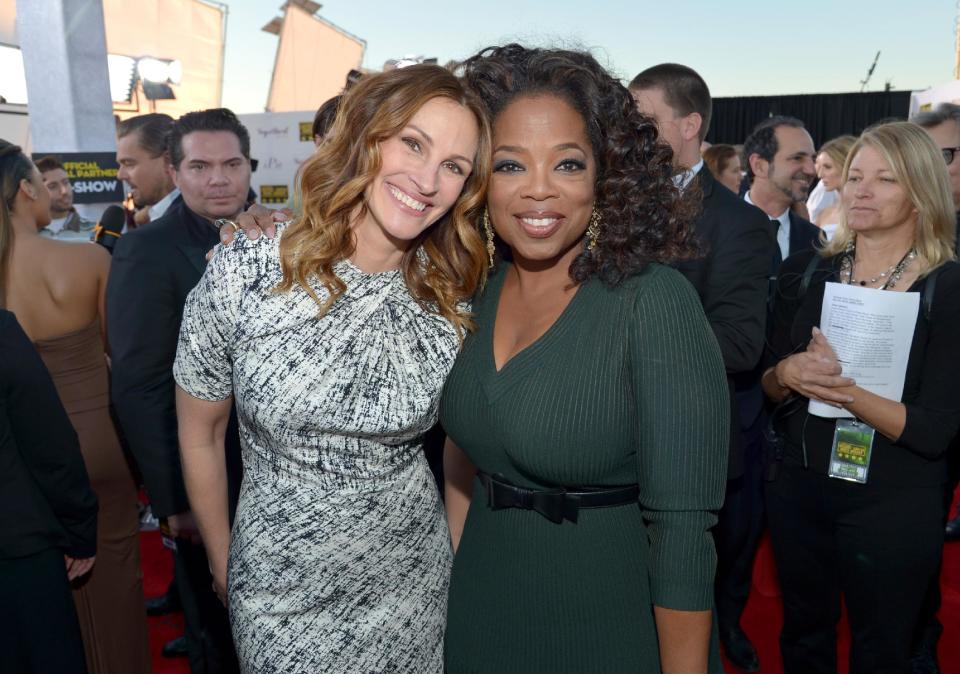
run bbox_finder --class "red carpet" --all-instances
[141,517,960,674]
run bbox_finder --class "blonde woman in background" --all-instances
[813,135,856,240]
[762,122,959,673]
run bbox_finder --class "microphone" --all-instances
[92,205,126,254]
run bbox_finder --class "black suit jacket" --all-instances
[787,210,821,262]
[107,199,241,519]
[0,311,98,559]
[675,167,776,479]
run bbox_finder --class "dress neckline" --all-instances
[486,264,589,377]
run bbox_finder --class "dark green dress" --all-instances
[440,263,729,673]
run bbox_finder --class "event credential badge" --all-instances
[827,419,876,484]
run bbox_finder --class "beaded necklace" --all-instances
[839,241,916,290]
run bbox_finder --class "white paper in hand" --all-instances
[809,282,920,418]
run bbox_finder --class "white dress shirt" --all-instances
[674,159,704,192]
[745,191,791,260]
[149,188,180,221]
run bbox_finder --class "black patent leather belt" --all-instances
[477,471,639,524]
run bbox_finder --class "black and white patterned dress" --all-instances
[173,224,457,673]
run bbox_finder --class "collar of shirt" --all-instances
[745,190,792,259]
[673,159,704,192]
[149,188,180,221]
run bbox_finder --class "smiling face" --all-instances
[487,94,597,267]
[842,145,916,235]
[816,151,843,192]
[768,125,816,203]
[355,97,479,260]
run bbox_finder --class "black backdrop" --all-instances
[705,91,912,146]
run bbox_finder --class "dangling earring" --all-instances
[482,209,496,268]
[586,208,602,251]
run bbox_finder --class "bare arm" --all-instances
[176,385,233,603]
[654,607,712,674]
[443,438,475,553]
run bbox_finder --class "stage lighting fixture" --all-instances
[108,54,136,103]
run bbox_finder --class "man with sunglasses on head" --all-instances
[911,102,960,674]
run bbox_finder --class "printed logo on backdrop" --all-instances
[299,122,314,142]
[260,185,290,204]
[32,152,123,204]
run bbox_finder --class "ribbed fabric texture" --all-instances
[440,263,729,673]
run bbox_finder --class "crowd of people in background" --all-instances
[1,43,959,674]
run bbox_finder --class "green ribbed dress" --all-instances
[440,262,729,673]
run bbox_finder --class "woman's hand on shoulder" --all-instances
[774,327,855,406]
[206,204,292,260]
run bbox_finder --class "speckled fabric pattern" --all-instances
[173,223,457,673]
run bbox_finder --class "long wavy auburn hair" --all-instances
[276,65,492,336]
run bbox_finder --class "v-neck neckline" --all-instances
[486,263,588,377]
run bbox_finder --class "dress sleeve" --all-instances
[628,266,729,611]
[173,239,251,401]
[896,264,960,458]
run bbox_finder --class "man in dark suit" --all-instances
[108,108,252,674]
[911,102,960,674]
[631,65,777,673]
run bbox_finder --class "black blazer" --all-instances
[788,210,821,260]
[675,167,776,479]
[107,199,242,519]
[0,310,97,559]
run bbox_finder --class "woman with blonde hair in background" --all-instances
[0,140,150,674]
[812,134,856,240]
[173,64,491,672]
[762,121,959,673]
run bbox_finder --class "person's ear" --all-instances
[681,112,702,143]
[748,153,769,179]
[18,177,38,201]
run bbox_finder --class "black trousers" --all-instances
[175,538,239,674]
[0,548,88,674]
[713,409,766,631]
[914,451,960,650]
[766,463,944,674]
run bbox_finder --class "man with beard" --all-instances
[743,116,821,267]
[35,156,94,240]
[108,109,251,674]
[116,113,179,224]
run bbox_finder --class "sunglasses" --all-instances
[942,146,960,165]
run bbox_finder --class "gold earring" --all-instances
[482,209,495,268]
[586,208,602,251]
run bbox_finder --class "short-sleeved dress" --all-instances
[173,225,458,673]
[440,263,729,673]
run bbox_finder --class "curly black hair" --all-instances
[460,44,699,286]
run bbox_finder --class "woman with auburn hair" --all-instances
[762,122,959,672]
[813,134,857,240]
[703,143,743,193]
[173,64,490,672]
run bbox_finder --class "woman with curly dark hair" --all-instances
[441,44,728,673]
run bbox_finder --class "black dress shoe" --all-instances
[945,515,960,542]
[145,591,181,616]
[161,635,189,659]
[721,624,760,672]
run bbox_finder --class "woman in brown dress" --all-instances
[0,140,150,674]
